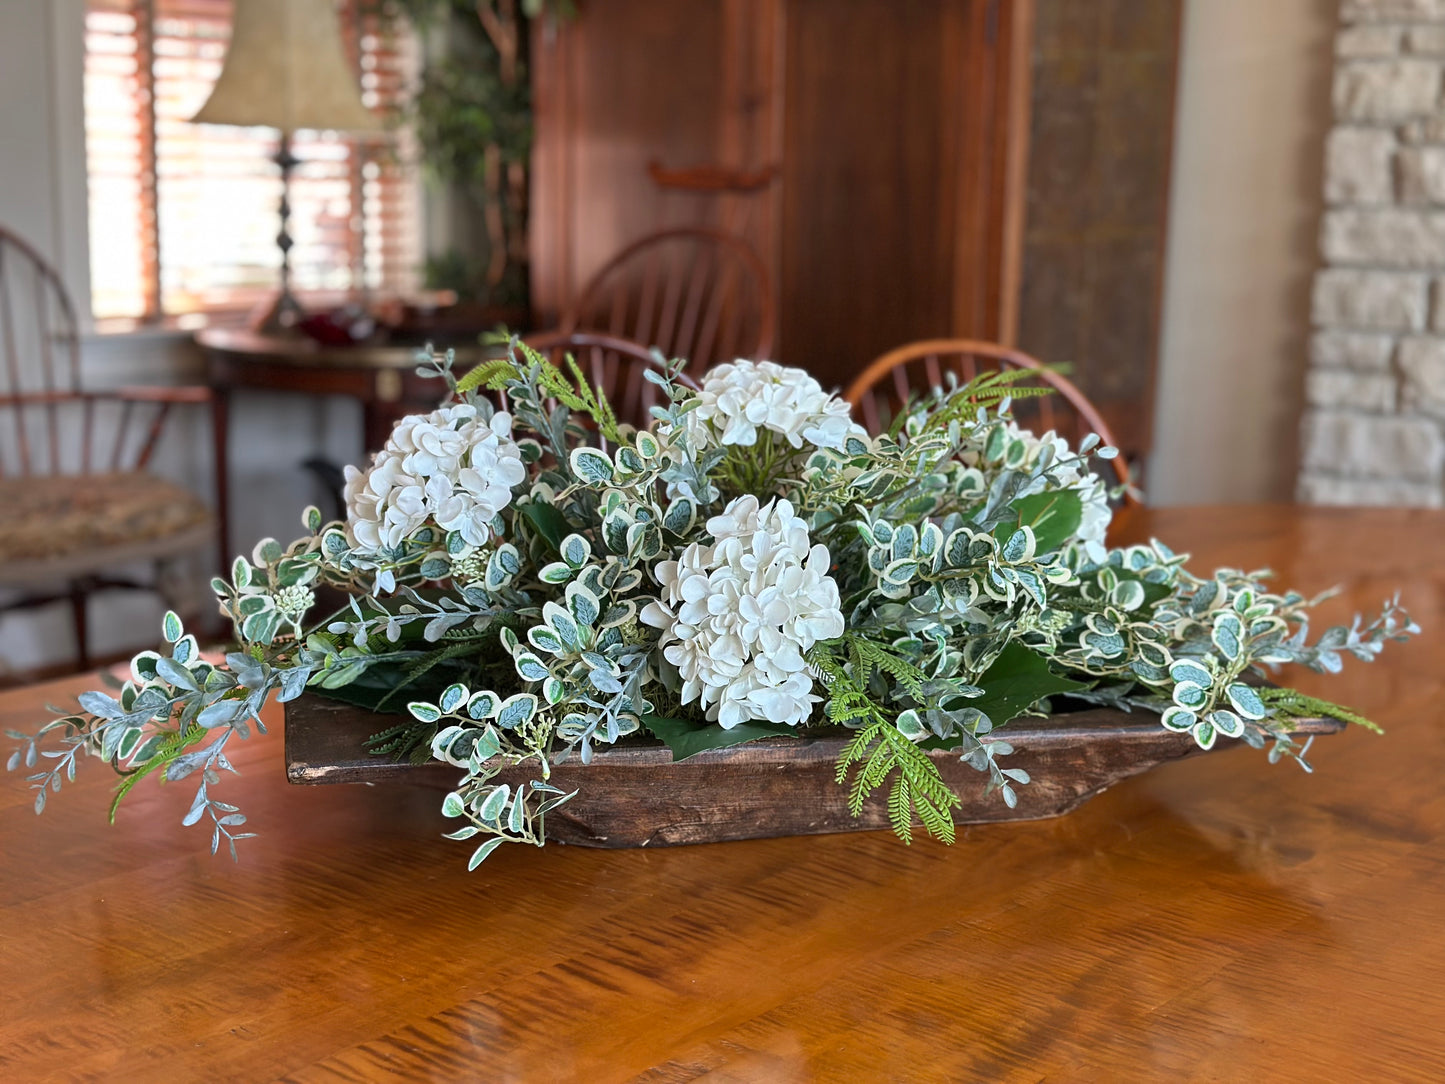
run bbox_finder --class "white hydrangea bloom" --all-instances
[640,495,845,728]
[344,404,527,551]
[1004,422,1112,557]
[689,359,864,452]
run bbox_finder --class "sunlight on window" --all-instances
[83,0,420,322]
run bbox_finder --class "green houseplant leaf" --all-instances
[640,714,799,762]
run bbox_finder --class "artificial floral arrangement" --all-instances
[6,346,1419,867]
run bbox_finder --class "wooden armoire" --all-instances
[530,0,1034,394]
[530,0,1181,465]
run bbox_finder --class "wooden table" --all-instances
[2,505,1442,1082]
[198,328,494,567]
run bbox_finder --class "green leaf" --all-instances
[496,693,538,730]
[663,497,696,535]
[1212,613,1243,660]
[514,652,550,682]
[407,702,441,724]
[570,447,615,484]
[528,626,564,655]
[453,358,513,395]
[1160,706,1196,732]
[567,585,601,627]
[1208,709,1245,738]
[467,836,507,870]
[1226,682,1267,721]
[418,556,451,580]
[1000,526,1035,564]
[539,561,573,584]
[994,490,1083,555]
[518,502,570,552]
[1172,680,1209,711]
[945,643,1087,733]
[640,714,798,762]
[560,533,591,569]
[439,683,468,714]
[479,785,510,823]
[984,425,1007,461]
[545,603,580,649]
[161,610,183,644]
[467,691,499,720]
[1168,659,1213,688]
[635,431,661,459]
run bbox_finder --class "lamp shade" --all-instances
[190,0,383,134]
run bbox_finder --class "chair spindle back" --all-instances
[562,228,774,374]
[0,226,188,478]
[845,339,1134,492]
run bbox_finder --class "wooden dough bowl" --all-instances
[284,695,1340,848]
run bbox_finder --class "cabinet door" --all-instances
[530,0,784,326]
[778,0,1030,386]
[530,0,1029,389]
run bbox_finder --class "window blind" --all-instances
[84,0,420,322]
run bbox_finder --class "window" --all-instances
[83,0,420,323]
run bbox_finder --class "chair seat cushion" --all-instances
[0,472,211,566]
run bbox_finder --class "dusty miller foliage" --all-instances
[8,343,1420,868]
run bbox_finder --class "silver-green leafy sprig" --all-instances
[1049,547,1417,753]
[5,611,312,859]
[1151,577,1416,751]
[214,514,327,645]
[515,545,653,763]
[416,681,577,869]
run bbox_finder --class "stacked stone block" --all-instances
[1299,0,1445,506]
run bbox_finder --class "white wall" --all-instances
[1150,0,1337,504]
[0,0,362,676]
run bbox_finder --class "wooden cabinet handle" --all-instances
[646,161,779,193]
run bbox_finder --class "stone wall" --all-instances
[1298,0,1445,506]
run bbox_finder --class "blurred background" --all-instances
[0,0,1423,679]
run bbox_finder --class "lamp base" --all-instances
[248,289,306,336]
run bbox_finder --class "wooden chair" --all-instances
[845,339,1136,496]
[561,228,774,373]
[521,330,699,432]
[0,226,215,670]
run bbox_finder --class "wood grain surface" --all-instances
[2,505,1442,1082]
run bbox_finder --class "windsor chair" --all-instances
[520,330,700,431]
[845,338,1136,497]
[561,228,774,372]
[0,227,215,670]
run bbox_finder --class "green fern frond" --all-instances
[888,774,913,844]
[921,367,1063,434]
[453,358,516,395]
[1260,687,1385,735]
[366,719,439,764]
[844,634,929,701]
[811,640,961,845]
[109,724,203,824]
[375,641,478,711]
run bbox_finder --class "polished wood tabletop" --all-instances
[2,505,1442,1083]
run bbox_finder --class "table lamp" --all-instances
[190,0,384,333]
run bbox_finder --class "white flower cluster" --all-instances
[689,359,862,451]
[344,404,527,551]
[641,495,845,728]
